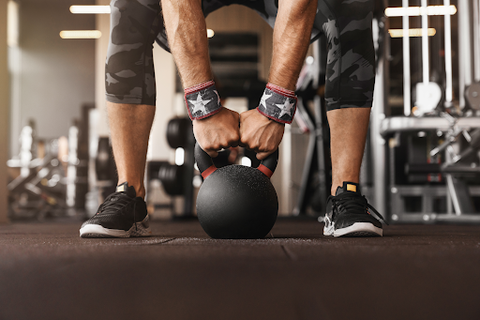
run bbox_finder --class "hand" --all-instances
[239,109,285,160]
[193,107,240,158]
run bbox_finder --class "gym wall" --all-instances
[206,4,273,82]
[9,0,96,157]
[1,0,9,224]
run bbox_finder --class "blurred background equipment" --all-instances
[148,117,196,218]
[7,121,68,220]
[375,0,480,223]
[4,0,480,224]
[7,104,95,221]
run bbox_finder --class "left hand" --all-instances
[239,109,285,160]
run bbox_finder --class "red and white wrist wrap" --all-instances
[184,80,223,120]
[256,83,297,124]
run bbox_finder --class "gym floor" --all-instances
[1,218,479,320]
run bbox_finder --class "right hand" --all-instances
[192,107,240,158]
[239,109,285,160]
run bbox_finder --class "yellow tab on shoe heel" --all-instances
[347,184,357,192]
[116,185,126,192]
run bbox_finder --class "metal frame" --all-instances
[371,1,480,223]
[390,185,480,223]
[292,39,330,216]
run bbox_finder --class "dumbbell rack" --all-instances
[370,0,480,223]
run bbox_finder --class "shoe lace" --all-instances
[97,192,138,230]
[330,193,388,224]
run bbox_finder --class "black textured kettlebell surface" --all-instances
[196,165,278,239]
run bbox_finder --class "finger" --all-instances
[225,130,241,148]
[256,151,271,161]
[239,135,253,150]
[202,142,221,158]
[206,149,219,158]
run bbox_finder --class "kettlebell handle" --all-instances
[195,142,278,179]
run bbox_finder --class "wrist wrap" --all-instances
[257,83,297,124]
[185,80,222,120]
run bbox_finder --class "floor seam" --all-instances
[149,237,177,245]
[122,237,177,246]
[159,237,177,244]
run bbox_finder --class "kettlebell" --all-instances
[195,143,279,239]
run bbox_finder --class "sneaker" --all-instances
[79,182,152,238]
[323,182,385,237]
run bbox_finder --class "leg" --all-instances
[80,0,161,238]
[80,104,155,238]
[107,102,155,199]
[320,0,376,193]
[320,0,384,236]
[103,0,162,197]
[327,108,371,195]
[324,106,385,238]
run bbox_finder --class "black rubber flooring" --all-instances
[1,218,480,320]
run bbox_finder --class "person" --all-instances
[79,0,384,238]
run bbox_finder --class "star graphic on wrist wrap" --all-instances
[276,99,295,118]
[189,93,212,116]
[260,92,273,110]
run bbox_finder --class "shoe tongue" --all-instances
[116,182,136,198]
[335,182,361,196]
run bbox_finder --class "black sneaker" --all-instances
[323,182,385,237]
[79,182,152,238]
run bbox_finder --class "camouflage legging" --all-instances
[105,0,375,111]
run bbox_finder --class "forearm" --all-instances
[161,0,212,88]
[269,0,317,91]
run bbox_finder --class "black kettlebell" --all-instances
[195,143,279,239]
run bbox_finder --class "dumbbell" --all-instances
[166,117,193,149]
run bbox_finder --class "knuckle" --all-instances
[209,142,220,151]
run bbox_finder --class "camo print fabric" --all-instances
[105,0,163,105]
[316,0,376,110]
[106,0,375,111]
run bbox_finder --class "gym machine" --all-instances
[7,122,67,220]
[7,105,94,220]
[374,0,480,222]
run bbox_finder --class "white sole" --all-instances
[79,216,152,238]
[324,221,383,237]
[323,215,335,236]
